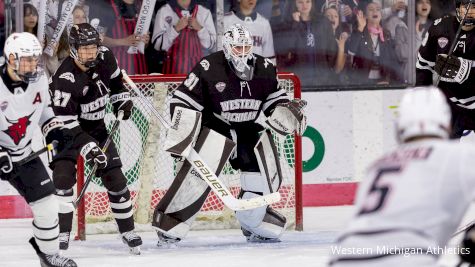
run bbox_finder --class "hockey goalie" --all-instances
[151,24,307,245]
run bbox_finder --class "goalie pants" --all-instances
[6,157,60,254]
[52,141,135,233]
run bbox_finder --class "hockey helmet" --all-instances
[455,0,475,26]
[69,23,100,68]
[222,24,256,81]
[396,86,451,143]
[3,32,43,83]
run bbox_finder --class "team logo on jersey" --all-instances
[3,112,33,145]
[200,60,210,71]
[438,37,449,49]
[59,72,75,83]
[215,82,226,92]
[0,101,8,112]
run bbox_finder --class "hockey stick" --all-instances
[73,112,123,208]
[435,0,473,86]
[17,141,58,166]
[121,70,281,211]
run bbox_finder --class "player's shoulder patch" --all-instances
[59,72,75,83]
[99,46,109,52]
[200,59,210,71]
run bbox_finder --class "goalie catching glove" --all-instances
[266,99,307,136]
[0,149,13,179]
[110,92,133,120]
[80,142,108,169]
[435,54,472,84]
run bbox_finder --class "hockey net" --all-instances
[75,74,303,240]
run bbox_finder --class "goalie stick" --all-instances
[73,112,124,208]
[121,70,281,211]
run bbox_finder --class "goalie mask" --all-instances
[396,86,451,143]
[455,0,475,26]
[222,24,256,81]
[69,23,100,68]
[3,32,43,83]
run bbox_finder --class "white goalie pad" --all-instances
[254,130,283,193]
[152,127,236,240]
[164,107,202,157]
[265,99,307,136]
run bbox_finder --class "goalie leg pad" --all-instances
[164,106,202,157]
[152,127,235,240]
[30,195,60,254]
[254,130,283,193]
[235,172,287,240]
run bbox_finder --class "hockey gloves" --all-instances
[0,149,13,180]
[266,99,308,136]
[42,118,72,155]
[435,54,472,84]
[110,92,133,120]
[80,142,108,169]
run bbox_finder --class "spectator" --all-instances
[88,0,150,75]
[72,5,88,25]
[275,0,337,87]
[316,0,359,23]
[347,1,400,85]
[152,0,216,74]
[324,6,350,82]
[382,0,407,21]
[24,4,39,35]
[415,0,432,50]
[383,1,409,83]
[221,0,275,60]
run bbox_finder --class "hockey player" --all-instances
[329,87,475,267]
[0,32,77,266]
[151,24,307,244]
[416,0,475,138]
[48,23,142,254]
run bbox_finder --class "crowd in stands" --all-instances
[0,0,455,89]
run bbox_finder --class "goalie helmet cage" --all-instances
[75,73,303,241]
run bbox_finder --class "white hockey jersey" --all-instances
[329,139,475,267]
[0,73,54,161]
[220,11,275,59]
[152,3,216,52]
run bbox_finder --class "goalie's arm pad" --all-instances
[164,106,202,157]
[265,99,308,136]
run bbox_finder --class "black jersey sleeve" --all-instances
[258,58,289,117]
[170,61,206,117]
[49,70,97,149]
[100,47,127,95]
[416,21,438,86]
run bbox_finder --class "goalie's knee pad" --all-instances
[30,195,60,254]
[52,160,76,190]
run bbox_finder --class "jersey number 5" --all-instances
[53,91,71,107]
[358,167,401,216]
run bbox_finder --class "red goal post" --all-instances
[75,73,303,240]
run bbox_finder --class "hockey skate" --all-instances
[242,228,281,243]
[58,232,70,251]
[155,231,181,247]
[29,237,77,267]
[121,231,142,255]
